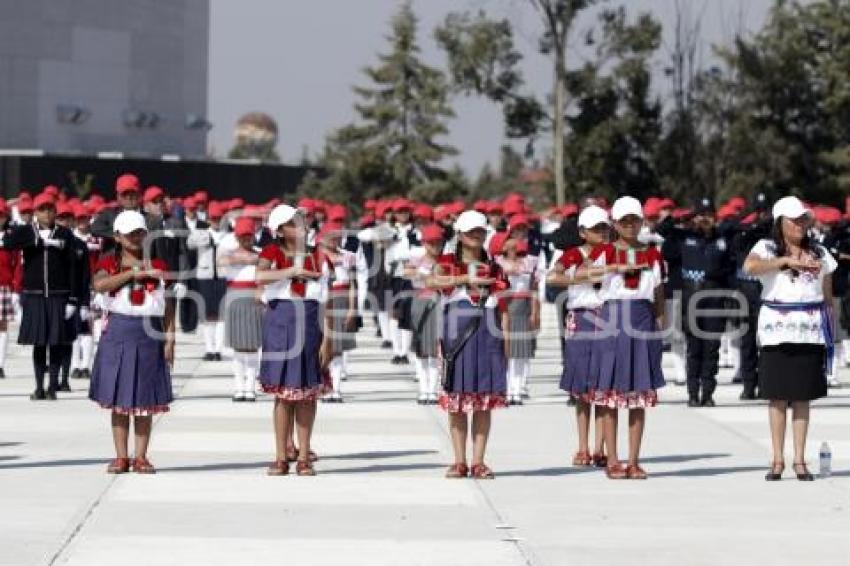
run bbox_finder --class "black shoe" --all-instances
[203,352,215,361]
[58,381,72,393]
[213,353,222,361]
[381,341,393,349]
[566,397,577,407]
[700,396,716,408]
[792,463,815,481]
[739,389,757,401]
[30,390,46,401]
[765,462,784,481]
[45,390,58,401]
[71,369,82,380]
[82,369,91,379]
[687,396,700,408]
[399,355,410,365]
[731,376,743,384]
[0,368,6,379]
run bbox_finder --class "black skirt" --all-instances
[18,293,78,346]
[758,343,827,402]
[196,278,227,319]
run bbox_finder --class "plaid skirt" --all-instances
[0,286,15,322]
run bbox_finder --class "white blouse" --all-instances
[749,239,837,346]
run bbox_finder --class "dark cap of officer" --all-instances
[693,197,715,216]
[752,192,768,211]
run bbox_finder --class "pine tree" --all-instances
[307,1,457,203]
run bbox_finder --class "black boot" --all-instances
[687,395,700,408]
[700,392,716,407]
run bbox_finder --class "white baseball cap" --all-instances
[454,210,487,233]
[113,210,147,235]
[267,204,298,232]
[772,196,811,220]
[611,196,644,221]
[578,205,610,229]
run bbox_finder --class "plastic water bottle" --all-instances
[819,442,832,479]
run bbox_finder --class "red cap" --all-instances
[473,200,489,213]
[489,232,509,256]
[184,196,198,210]
[449,201,466,215]
[434,205,452,222]
[561,203,579,217]
[317,222,344,245]
[716,205,736,221]
[503,200,524,216]
[375,201,393,219]
[327,204,347,222]
[17,195,33,213]
[33,192,56,210]
[508,214,530,231]
[727,196,747,211]
[43,185,60,196]
[194,190,209,204]
[229,198,245,209]
[393,198,413,212]
[233,216,255,237]
[413,204,433,221]
[115,173,140,194]
[56,202,74,217]
[672,207,693,220]
[364,199,377,211]
[207,202,225,219]
[359,214,376,227]
[658,198,676,210]
[420,223,444,243]
[143,186,165,204]
[486,201,504,215]
[515,239,529,255]
[73,203,91,219]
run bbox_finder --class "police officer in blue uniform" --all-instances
[658,198,734,407]
[730,194,772,400]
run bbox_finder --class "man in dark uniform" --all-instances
[730,193,772,400]
[657,198,734,407]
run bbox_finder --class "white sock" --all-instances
[70,337,82,370]
[232,355,245,394]
[329,356,343,395]
[400,329,412,357]
[390,318,402,356]
[80,335,94,370]
[519,358,531,393]
[843,339,850,364]
[242,351,259,394]
[507,359,518,397]
[214,321,225,353]
[342,351,350,378]
[93,318,104,342]
[203,323,215,354]
[377,311,391,343]
[427,358,441,396]
[416,357,428,396]
[0,332,7,368]
[729,336,741,372]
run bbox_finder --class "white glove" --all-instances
[10,293,19,310]
[162,229,176,238]
[64,305,77,320]
[79,306,90,320]
[43,238,65,249]
[173,283,188,299]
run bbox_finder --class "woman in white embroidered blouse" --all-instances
[744,196,836,482]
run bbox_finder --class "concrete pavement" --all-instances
[1,305,849,566]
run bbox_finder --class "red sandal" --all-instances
[445,463,469,478]
[296,460,316,476]
[605,462,628,480]
[470,463,495,480]
[107,457,131,474]
[572,451,592,467]
[131,457,156,474]
[266,460,289,476]
[286,448,319,463]
[625,464,648,480]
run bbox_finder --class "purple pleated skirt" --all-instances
[259,299,331,402]
[439,301,507,413]
[589,300,665,408]
[560,307,602,398]
[88,314,173,415]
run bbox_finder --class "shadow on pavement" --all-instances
[322,462,444,474]
[0,458,110,469]
[650,465,766,478]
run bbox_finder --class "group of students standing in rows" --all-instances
[0,173,836,481]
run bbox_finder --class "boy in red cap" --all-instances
[187,201,228,361]
[70,203,102,380]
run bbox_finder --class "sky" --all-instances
[208,0,776,175]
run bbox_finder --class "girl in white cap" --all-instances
[547,205,611,468]
[431,210,509,480]
[256,205,329,476]
[88,210,175,474]
[743,196,835,481]
[588,196,666,480]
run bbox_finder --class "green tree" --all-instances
[304,2,458,204]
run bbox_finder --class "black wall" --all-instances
[0,154,320,202]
